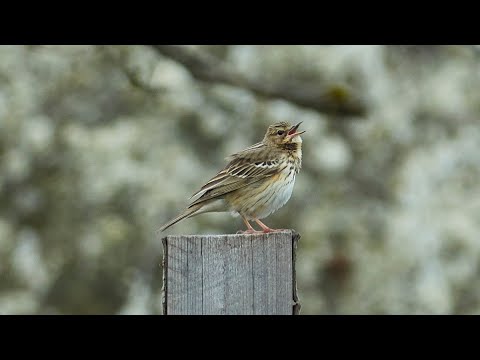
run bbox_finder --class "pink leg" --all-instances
[237,216,262,234]
[254,219,287,233]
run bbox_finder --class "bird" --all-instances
[159,121,305,234]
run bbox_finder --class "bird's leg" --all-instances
[237,216,262,234]
[254,219,287,233]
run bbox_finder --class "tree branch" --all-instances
[150,45,367,117]
[100,45,165,94]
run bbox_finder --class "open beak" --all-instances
[287,122,305,137]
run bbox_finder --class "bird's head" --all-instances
[263,121,305,148]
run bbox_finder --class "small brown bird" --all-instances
[159,121,305,233]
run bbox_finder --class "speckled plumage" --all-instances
[159,122,304,233]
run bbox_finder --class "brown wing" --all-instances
[188,149,283,208]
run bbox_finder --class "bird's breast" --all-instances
[246,164,297,219]
[270,169,296,211]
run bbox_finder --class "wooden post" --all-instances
[162,230,301,315]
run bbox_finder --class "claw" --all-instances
[237,229,263,234]
[260,228,287,233]
[254,218,287,233]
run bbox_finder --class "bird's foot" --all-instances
[237,229,263,234]
[259,228,289,233]
[253,219,289,233]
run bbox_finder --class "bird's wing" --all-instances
[224,141,266,161]
[188,147,283,207]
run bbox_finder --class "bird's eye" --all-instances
[277,130,285,136]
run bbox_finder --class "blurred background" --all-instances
[1,45,480,314]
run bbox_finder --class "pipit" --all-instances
[160,121,305,234]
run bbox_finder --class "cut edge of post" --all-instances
[161,236,168,315]
[291,230,302,315]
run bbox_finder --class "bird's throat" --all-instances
[281,142,300,151]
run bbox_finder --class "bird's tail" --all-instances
[158,204,203,232]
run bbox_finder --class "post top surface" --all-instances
[163,230,300,241]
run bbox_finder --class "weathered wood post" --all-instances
[162,230,300,315]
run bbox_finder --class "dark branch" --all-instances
[150,45,367,117]
[100,45,165,94]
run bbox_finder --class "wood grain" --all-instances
[163,231,300,315]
